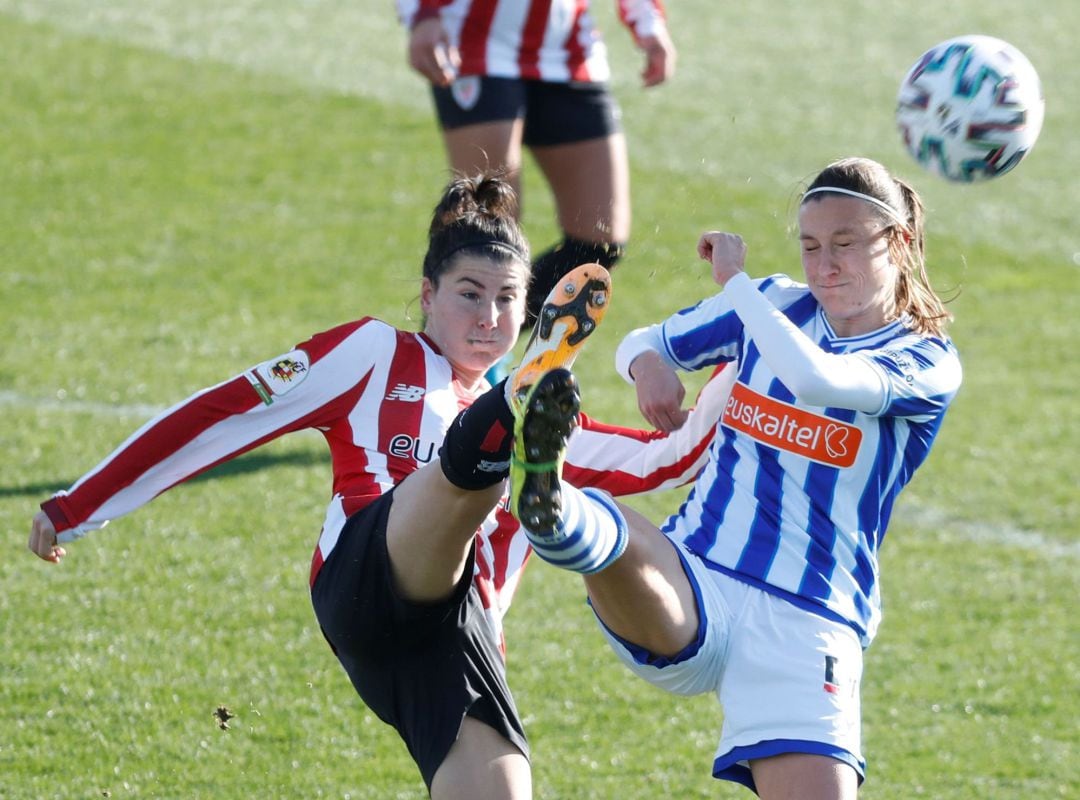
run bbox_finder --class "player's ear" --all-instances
[420,277,436,315]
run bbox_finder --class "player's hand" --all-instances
[698,231,747,287]
[640,28,676,87]
[631,351,688,432]
[408,18,460,87]
[28,511,66,564]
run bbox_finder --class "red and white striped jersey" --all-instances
[396,0,668,83]
[42,318,729,647]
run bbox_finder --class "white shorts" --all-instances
[595,541,866,792]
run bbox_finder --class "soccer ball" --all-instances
[896,35,1045,182]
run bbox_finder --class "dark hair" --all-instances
[803,157,951,336]
[423,174,530,286]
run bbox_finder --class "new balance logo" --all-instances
[386,384,425,402]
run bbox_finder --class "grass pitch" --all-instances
[1,2,1076,798]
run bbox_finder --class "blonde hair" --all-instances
[803,157,952,337]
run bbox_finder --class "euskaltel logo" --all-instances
[722,382,862,468]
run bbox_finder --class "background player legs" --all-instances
[526,134,630,324]
[442,120,525,207]
[439,124,630,247]
[430,716,532,800]
[531,133,631,245]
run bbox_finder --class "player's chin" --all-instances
[467,346,509,370]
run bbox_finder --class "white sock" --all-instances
[523,485,627,575]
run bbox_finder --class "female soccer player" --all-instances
[507,157,963,799]
[397,0,676,326]
[28,174,727,799]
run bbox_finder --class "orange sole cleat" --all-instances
[508,262,611,409]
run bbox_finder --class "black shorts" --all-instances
[309,490,528,789]
[432,75,622,147]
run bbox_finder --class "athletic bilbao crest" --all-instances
[451,76,481,110]
[247,349,310,405]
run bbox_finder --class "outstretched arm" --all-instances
[565,365,733,495]
[698,231,888,413]
[29,319,389,563]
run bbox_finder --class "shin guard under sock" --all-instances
[524,485,628,575]
[439,380,517,490]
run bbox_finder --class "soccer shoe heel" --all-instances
[510,368,581,536]
[508,263,610,408]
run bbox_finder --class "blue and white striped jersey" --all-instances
[653,274,962,645]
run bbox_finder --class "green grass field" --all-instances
[1,2,1077,797]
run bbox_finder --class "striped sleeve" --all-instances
[660,294,744,370]
[859,335,962,420]
[564,364,732,496]
[43,319,389,541]
[721,272,888,413]
[616,0,667,41]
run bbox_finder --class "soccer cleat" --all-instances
[507,263,611,409]
[510,368,580,536]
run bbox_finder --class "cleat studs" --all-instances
[582,320,594,332]
[562,282,577,296]
[592,293,606,306]
[543,306,557,319]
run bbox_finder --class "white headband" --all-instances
[802,186,911,231]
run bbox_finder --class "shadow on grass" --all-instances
[1,449,330,499]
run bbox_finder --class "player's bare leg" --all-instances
[510,361,701,657]
[385,466,505,604]
[750,752,858,800]
[443,120,525,212]
[430,717,532,800]
[580,502,701,658]
[531,133,630,244]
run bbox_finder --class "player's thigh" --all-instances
[530,134,630,242]
[432,76,527,180]
[588,535,731,696]
[385,461,504,603]
[431,716,532,800]
[523,81,629,241]
[750,752,859,800]
[443,119,526,182]
[585,501,700,653]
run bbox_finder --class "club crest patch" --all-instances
[451,76,481,111]
[247,350,310,405]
